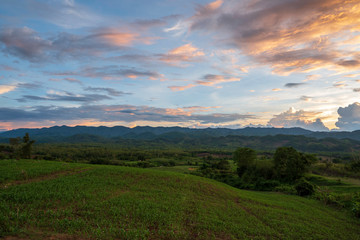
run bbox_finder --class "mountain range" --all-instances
[1,125,360,141]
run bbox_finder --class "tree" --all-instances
[233,147,257,176]
[9,137,21,159]
[273,147,311,182]
[21,133,35,159]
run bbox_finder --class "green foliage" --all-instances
[352,193,360,218]
[7,133,35,159]
[21,133,35,159]
[233,147,256,176]
[294,178,315,196]
[350,160,360,172]
[308,175,360,218]
[311,162,360,179]
[273,147,311,182]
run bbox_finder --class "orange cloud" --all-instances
[206,0,223,11]
[189,0,360,75]
[97,27,159,47]
[169,74,240,91]
[268,107,329,131]
[0,85,16,94]
[160,43,205,65]
[168,84,195,91]
[196,74,240,86]
[101,32,138,46]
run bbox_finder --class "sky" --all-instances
[1,0,360,131]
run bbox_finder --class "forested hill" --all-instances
[1,125,360,140]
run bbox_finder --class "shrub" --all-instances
[294,178,315,196]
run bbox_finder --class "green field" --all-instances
[1,159,360,240]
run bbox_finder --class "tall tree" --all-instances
[21,133,35,159]
[233,147,256,176]
[273,147,311,182]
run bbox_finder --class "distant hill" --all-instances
[1,125,360,141]
[1,125,360,153]
[0,125,316,139]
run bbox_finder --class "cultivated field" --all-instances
[1,159,360,239]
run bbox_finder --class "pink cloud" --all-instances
[159,43,205,65]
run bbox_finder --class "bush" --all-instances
[274,185,296,195]
[89,158,111,165]
[294,178,315,196]
[352,193,360,218]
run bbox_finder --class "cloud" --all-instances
[333,81,347,88]
[196,74,240,86]
[272,88,282,92]
[168,84,196,91]
[0,26,150,62]
[0,64,18,71]
[185,0,360,75]
[268,107,329,131]
[0,104,254,125]
[46,65,163,80]
[84,87,132,97]
[64,78,82,84]
[16,82,42,89]
[337,59,360,67]
[169,74,240,91]
[159,43,205,65]
[353,88,360,92]
[284,83,306,88]
[0,27,52,62]
[300,96,313,102]
[303,74,320,82]
[91,28,156,46]
[17,91,111,103]
[49,77,83,85]
[108,54,155,63]
[1,0,103,29]
[0,85,16,95]
[335,102,360,131]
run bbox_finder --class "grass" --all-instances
[1,159,360,240]
[151,165,198,174]
[307,173,360,194]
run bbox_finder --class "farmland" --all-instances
[1,159,360,239]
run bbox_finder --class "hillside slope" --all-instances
[1,160,360,239]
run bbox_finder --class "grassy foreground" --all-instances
[1,160,360,240]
